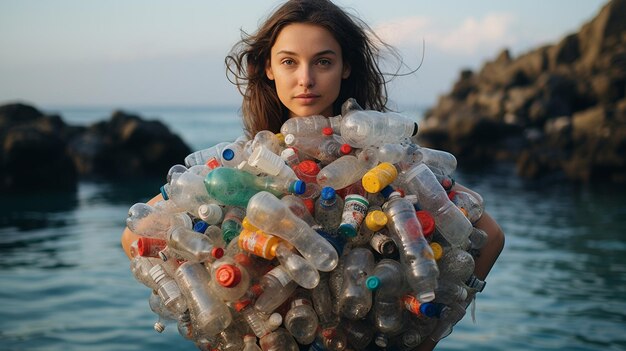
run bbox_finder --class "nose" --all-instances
[298,66,315,88]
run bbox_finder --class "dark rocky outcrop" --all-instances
[417,0,626,182]
[0,103,191,193]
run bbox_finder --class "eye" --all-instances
[281,58,295,66]
[317,58,332,66]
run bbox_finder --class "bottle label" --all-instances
[239,230,278,259]
[340,195,369,229]
[268,266,292,287]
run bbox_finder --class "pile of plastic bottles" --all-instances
[126,99,488,351]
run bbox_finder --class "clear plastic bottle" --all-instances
[209,256,251,302]
[341,318,374,350]
[382,192,439,302]
[243,334,262,351]
[428,302,466,342]
[312,272,340,329]
[222,139,251,168]
[175,262,232,337]
[250,130,282,155]
[320,327,348,351]
[198,203,224,225]
[176,310,194,340]
[149,263,188,316]
[204,167,305,207]
[259,327,300,351]
[167,226,224,263]
[399,164,473,247]
[168,169,220,217]
[246,191,339,272]
[293,160,322,200]
[275,243,320,289]
[437,247,475,284]
[340,109,418,148]
[126,202,192,239]
[130,256,161,290]
[184,141,230,167]
[281,194,320,228]
[284,295,319,345]
[235,300,283,338]
[284,131,349,164]
[148,290,179,333]
[221,206,246,244]
[316,148,378,190]
[366,259,406,334]
[280,114,342,137]
[449,190,484,224]
[337,247,375,320]
[254,265,299,314]
[315,187,344,234]
[434,279,469,305]
[248,145,298,181]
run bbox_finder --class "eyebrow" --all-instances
[275,49,338,57]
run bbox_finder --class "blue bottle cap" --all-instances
[291,180,306,195]
[365,276,380,290]
[420,302,445,318]
[380,185,394,199]
[338,223,357,238]
[193,220,209,233]
[316,229,344,256]
[320,187,336,200]
[222,148,235,161]
[159,185,169,200]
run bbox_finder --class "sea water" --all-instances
[0,106,624,351]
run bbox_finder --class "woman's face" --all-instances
[266,23,351,118]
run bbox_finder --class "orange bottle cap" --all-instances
[137,237,167,257]
[297,160,320,176]
[429,242,443,260]
[215,264,242,287]
[234,299,251,312]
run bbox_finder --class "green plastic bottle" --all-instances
[204,167,305,207]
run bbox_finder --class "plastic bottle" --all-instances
[167,226,224,263]
[403,164,473,247]
[281,194,320,228]
[341,318,374,350]
[469,227,488,252]
[148,290,179,333]
[428,302,466,342]
[280,114,342,137]
[361,162,398,194]
[126,202,192,239]
[149,263,188,316]
[449,190,484,224]
[238,228,284,260]
[437,247,475,284]
[284,295,319,345]
[315,187,344,234]
[204,167,305,207]
[175,262,233,337]
[246,191,339,272]
[382,192,439,302]
[254,265,299,314]
[198,203,224,225]
[167,170,221,217]
[337,247,375,320]
[184,141,230,167]
[434,279,469,305]
[217,324,246,351]
[248,145,298,181]
[339,109,418,148]
[222,139,251,168]
[221,206,246,244]
[130,256,162,290]
[293,160,322,200]
[235,300,283,338]
[338,193,369,238]
[312,272,340,329]
[320,327,348,351]
[259,327,300,351]
[209,256,251,302]
[316,148,378,190]
[249,130,282,155]
[401,295,448,319]
[274,243,320,289]
[284,131,349,164]
[243,334,262,351]
[366,259,406,334]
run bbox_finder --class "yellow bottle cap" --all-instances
[365,210,388,231]
[361,162,398,193]
[275,133,285,145]
[241,217,258,231]
[430,242,443,261]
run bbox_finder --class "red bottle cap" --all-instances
[137,237,167,257]
[416,210,435,237]
[322,127,333,136]
[322,328,336,338]
[447,190,457,201]
[297,160,320,176]
[441,177,454,190]
[216,264,242,287]
[340,144,352,155]
[212,247,224,259]
[234,299,251,312]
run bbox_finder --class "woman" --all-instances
[122,1,504,349]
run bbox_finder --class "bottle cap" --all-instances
[320,187,336,201]
[215,264,241,287]
[154,322,165,333]
[379,185,395,199]
[193,220,209,233]
[275,133,285,145]
[447,190,457,201]
[340,144,352,155]
[212,247,224,259]
[137,237,167,257]
[338,223,357,238]
[322,127,333,136]
[234,299,251,312]
[429,242,443,260]
[322,328,336,338]
[416,210,435,237]
[159,185,169,200]
[362,163,398,193]
[205,157,221,169]
[290,180,306,195]
[284,134,296,146]
[365,276,380,290]
[420,302,444,317]
[268,313,283,328]
[441,176,455,190]
[280,147,296,161]
[222,148,235,161]
[365,210,388,231]
[297,160,320,176]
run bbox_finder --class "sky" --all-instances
[0,0,608,109]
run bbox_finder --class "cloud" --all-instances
[375,12,517,56]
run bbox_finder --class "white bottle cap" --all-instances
[268,313,283,329]
[248,145,284,176]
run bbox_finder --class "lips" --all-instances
[294,93,320,105]
[295,93,320,98]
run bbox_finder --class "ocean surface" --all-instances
[1,106,625,351]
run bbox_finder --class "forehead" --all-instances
[271,23,342,56]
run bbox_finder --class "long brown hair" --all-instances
[226,0,393,137]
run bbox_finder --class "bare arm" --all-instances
[120,194,164,259]
[414,183,505,350]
